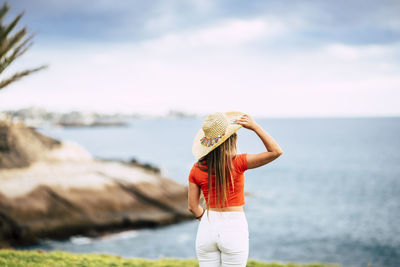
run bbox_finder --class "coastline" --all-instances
[0,121,194,248]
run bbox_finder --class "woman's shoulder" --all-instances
[190,161,198,170]
[190,161,204,172]
[233,153,247,160]
[233,153,248,172]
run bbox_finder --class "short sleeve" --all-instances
[234,153,248,173]
[188,165,197,184]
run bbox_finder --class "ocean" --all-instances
[16,116,400,267]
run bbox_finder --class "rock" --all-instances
[0,121,194,248]
[0,121,61,168]
[128,158,161,174]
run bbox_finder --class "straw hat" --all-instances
[192,111,245,160]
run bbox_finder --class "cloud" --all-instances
[323,43,399,63]
[141,17,285,50]
[1,17,399,117]
[2,1,399,117]
[10,0,400,45]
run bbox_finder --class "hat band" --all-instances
[200,133,225,147]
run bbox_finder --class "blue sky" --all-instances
[1,0,399,117]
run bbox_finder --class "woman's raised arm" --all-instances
[234,114,283,169]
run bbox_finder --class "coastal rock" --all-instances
[0,121,193,248]
[0,121,61,168]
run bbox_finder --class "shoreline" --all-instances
[0,121,194,249]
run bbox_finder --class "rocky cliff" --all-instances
[0,121,193,248]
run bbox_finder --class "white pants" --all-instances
[195,210,249,267]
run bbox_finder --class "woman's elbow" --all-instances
[267,150,283,162]
[265,150,283,160]
[188,202,197,211]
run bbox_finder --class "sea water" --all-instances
[16,117,400,267]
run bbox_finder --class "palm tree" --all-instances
[0,1,47,91]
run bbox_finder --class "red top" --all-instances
[188,153,248,207]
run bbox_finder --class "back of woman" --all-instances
[188,112,283,267]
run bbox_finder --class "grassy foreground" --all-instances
[0,249,341,267]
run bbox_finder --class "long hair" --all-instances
[196,132,237,219]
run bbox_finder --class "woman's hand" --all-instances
[234,114,259,131]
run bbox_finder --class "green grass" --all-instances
[0,249,341,267]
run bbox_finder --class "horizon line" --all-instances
[1,106,399,119]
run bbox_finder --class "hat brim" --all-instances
[192,111,245,160]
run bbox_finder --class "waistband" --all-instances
[203,209,246,220]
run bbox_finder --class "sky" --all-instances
[0,0,399,117]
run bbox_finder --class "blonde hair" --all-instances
[197,132,237,219]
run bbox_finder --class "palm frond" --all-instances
[0,2,9,24]
[0,2,47,91]
[0,64,48,90]
[0,12,24,44]
[0,27,27,59]
[0,32,34,73]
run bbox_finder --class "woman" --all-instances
[188,111,283,267]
